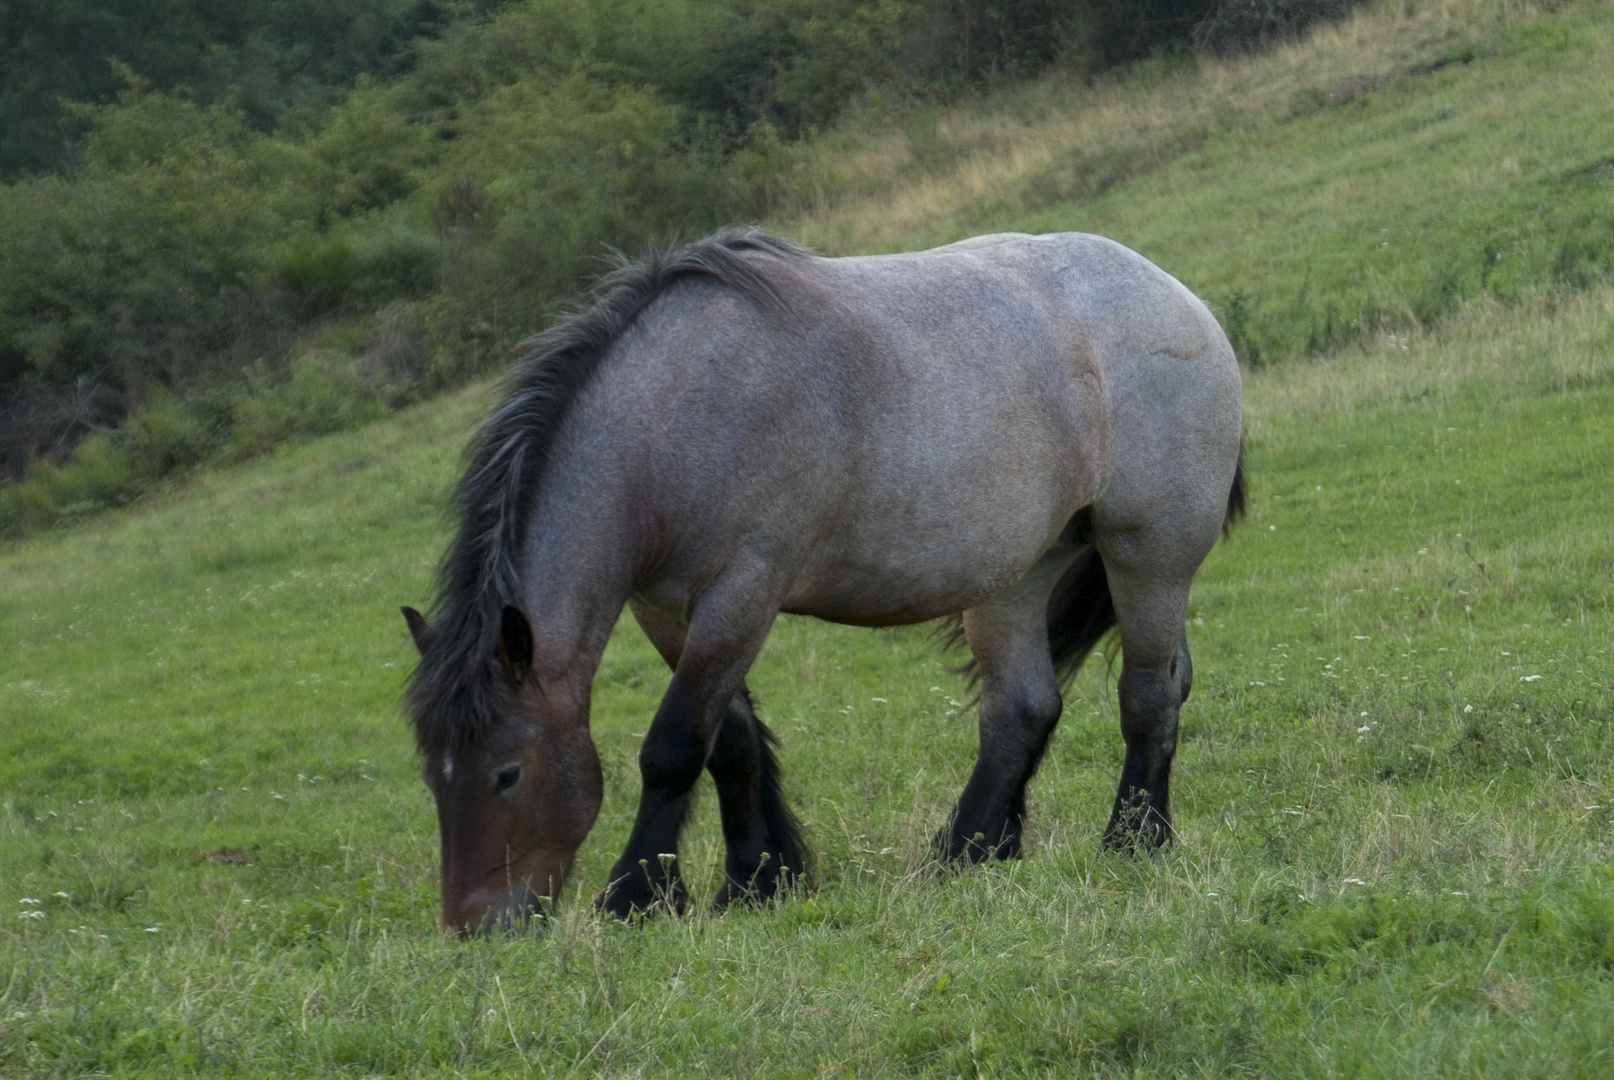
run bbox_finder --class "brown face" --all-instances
[421,719,601,933]
[406,606,603,935]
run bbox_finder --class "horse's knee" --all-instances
[980,681,1061,766]
[639,726,710,793]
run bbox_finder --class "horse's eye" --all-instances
[494,765,522,793]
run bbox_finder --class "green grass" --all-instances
[783,0,1614,365]
[3,282,1612,1075]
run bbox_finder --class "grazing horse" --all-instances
[402,229,1245,932]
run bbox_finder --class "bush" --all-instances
[278,235,358,314]
[0,433,135,536]
[437,70,734,321]
[0,388,232,536]
[0,81,319,395]
[352,227,441,305]
[230,351,387,456]
[125,393,217,475]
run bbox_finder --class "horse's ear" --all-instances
[401,606,431,656]
[498,605,535,683]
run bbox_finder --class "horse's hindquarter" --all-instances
[1053,236,1243,568]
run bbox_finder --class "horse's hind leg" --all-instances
[940,550,1076,862]
[627,600,808,910]
[1095,544,1203,849]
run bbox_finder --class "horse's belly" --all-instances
[779,485,1074,624]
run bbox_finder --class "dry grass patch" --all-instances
[774,0,1547,253]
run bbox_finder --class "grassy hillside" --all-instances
[776,0,1614,362]
[4,0,1614,1075]
[6,0,1607,537]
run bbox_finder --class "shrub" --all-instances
[0,81,319,396]
[230,351,387,457]
[352,226,441,305]
[277,235,359,314]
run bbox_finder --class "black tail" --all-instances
[1223,440,1248,537]
[756,718,815,889]
[1046,546,1118,687]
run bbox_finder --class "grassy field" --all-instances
[3,283,1610,1077]
[5,0,1614,1076]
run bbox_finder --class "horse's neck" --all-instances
[516,468,642,697]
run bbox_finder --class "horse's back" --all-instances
[834,232,1228,364]
[802,231,1238,492]
[592,232,1239,623]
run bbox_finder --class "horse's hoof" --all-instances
[595,876,685,920]
[1100,822,1173,854]
[712,867,790,910]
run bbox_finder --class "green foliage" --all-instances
[448,71,730,292]
[231,351,389,455]
[351,224,441,304]
[277,235,358,313]
[0,0,465,178]
[0,0,1592,545]
[0,79,320,391]
[0,388,232,537]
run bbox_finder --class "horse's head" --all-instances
[402,604,602,934]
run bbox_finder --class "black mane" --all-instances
[406,228,810,755]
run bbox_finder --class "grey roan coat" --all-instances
[402,229,1245,931]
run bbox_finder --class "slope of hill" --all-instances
[775,0,1614,364]
[9,0,1608,538]
[2,1,1612,1075]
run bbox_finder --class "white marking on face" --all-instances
[442,755,454,782]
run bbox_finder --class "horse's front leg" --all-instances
[599,569,779,918]
[625,599,809,911]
